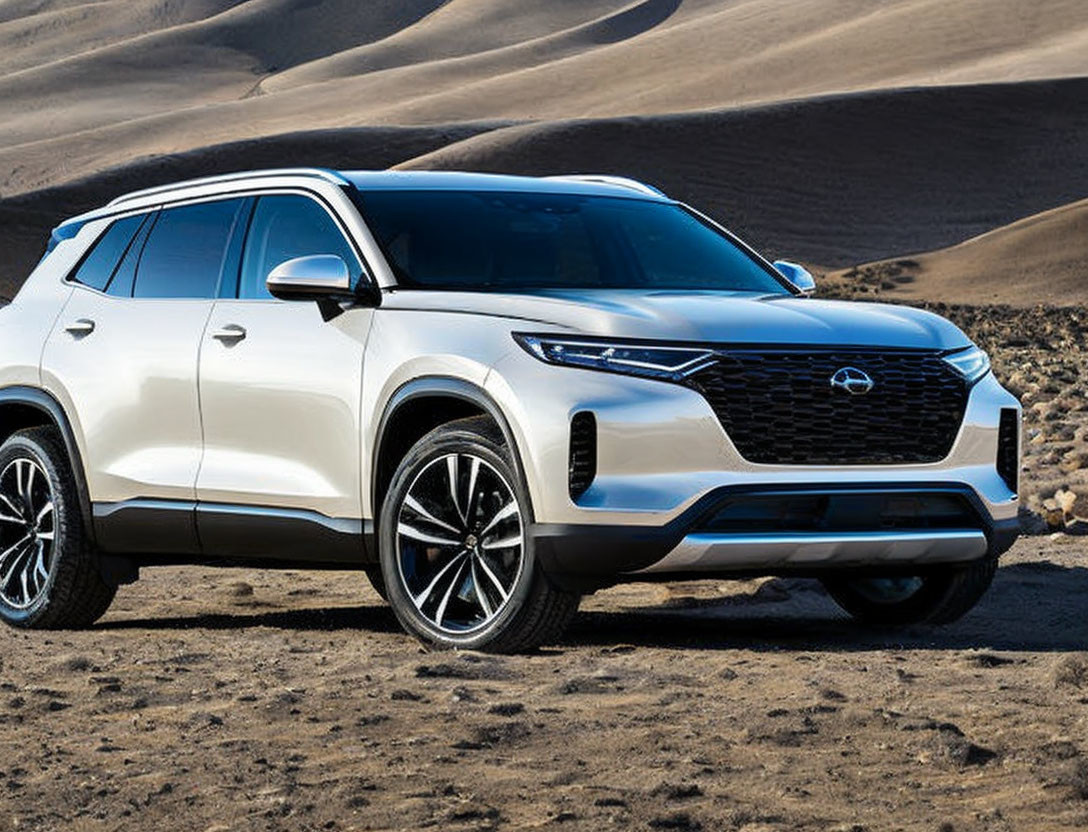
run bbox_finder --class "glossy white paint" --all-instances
[41,286,213,501]
[197,299,371,517]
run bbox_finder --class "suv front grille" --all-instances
[685,349,969,465]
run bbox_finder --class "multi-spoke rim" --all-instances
[849,575,925,604]
[396,452,524,634]
[0,457,56,610]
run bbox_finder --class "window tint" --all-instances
[356,190,787,294]
[105,211,156,298]
[70,214,147,292]
[239,195,359,299]
[133,199,245,299]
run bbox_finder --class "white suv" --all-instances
[0,168,1020,651]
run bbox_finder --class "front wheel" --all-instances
[379,417,579,652]
[0,427,116,629]
[821,557,998,628]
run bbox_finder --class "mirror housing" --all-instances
[266,254,380,320]
[773,260,816,296]
[267,254,352,299]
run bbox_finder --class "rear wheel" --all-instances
[821,557,998,627]
[0,427,116,629]
[379,417,579,652]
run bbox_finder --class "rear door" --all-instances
[41,197,248,551]
[196,192,373,558]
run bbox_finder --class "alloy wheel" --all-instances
[395,452,524,633]
[0,457,56,609]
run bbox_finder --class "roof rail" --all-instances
[545,174,665,197]
[108,167,351,207]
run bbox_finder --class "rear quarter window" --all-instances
[69,214,148,292]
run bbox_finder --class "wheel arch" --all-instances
[0,386,95,544]
[370,377,533,542]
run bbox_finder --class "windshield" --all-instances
[353,190,790,294]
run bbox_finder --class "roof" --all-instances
[55,168,671,238]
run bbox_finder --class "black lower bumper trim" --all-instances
[531,482,1019,591]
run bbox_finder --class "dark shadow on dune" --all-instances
[0,121,512,296]
[91,561,1086,652]
[586,0,683,45]
[565,561,1088,652]
[408,76,1088,266]
[96,604,400,634]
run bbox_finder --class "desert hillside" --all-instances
[0,0,1086,303]
[1,0,1087,194]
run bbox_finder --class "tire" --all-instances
[821,556,998,628]
[0,427,116,629]
[362,564,388,602]
[379,416,579,652]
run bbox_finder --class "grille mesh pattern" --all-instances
[686,350,968,465]
[569,411,597,500]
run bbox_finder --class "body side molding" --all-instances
[92,499,368,564]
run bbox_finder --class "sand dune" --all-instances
[3,75,1087,299]
[0,122,503,297]
[1,0,1086,195]
[395,78,1088,268]
[0,0,1085,305]
[825,198,1088,307]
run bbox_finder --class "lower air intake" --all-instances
[569,412,597,501]
[997,408,1019,494]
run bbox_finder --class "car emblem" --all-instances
[830,366,875,395]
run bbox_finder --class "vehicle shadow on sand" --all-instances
[567,561,1088,653]
[95,562,1087,653]
[98,604,403,634]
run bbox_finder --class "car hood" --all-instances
[380,289,971,350]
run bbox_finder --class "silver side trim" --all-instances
[635,529,989,573]
[108,168,351,206]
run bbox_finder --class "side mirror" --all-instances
[266,254,352,299]
[267,255,380,320]
[773,260,816,296]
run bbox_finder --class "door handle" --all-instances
[211,324,246,343]
[64,318,95,337]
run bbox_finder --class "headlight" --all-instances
[942,345,990,383]
[513,334,715,381]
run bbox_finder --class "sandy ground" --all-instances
[0,537,1084,832]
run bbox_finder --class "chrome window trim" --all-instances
[107,168,351,207]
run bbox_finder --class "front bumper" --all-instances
[530,482,1019,588]
[486,350,1021,586]
[488,352,1021,527]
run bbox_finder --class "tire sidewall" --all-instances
[379,424,538,650]
[0,433,72,626]
[824,566,973,626]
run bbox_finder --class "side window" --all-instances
[105,211,156,298]
[133,198,245,299]
[70,214,147,292]
[238,195,360,300]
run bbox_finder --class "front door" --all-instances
[196,193,372,559]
